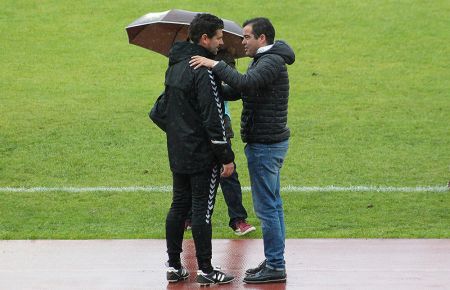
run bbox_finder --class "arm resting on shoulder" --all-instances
[212,55,284,91]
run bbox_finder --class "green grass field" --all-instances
[1,0,449,239]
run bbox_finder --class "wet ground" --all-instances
[0,239,448,289]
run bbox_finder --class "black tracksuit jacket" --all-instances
[164,42,234,174]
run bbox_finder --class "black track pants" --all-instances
[165,165,220,273]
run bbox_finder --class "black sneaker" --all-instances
[243,265,286,284]
[245,260,266,275]
[196,267,234,286]
[166,266,189,283]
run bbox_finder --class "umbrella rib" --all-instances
[171,25,187,45]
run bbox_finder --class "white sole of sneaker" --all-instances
[218,277,234,284]
[167,274,189,283]
[234,226,256,236]
[198,277,235,286]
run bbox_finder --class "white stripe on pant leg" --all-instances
[205,166,219,224]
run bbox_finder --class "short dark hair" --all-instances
[215,49,236,68]
[189,13,224,44]
[242,17,275,45]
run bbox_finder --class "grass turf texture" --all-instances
[1,191,448,239]
[1,1,449,238]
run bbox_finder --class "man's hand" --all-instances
[190,56,217,69]
[221,162,234,177]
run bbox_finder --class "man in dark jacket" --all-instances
[190,17,295,284]
[184,49,256,237]
[163,14,234,286]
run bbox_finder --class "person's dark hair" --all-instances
[189,13,224,44]
[215,49,236,69]
[242,17,275,45]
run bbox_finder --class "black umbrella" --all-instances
[126,9,245,58]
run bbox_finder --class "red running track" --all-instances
[0,239,448,289]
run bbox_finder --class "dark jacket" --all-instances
[164,41,234,174]
[212,40,295,144]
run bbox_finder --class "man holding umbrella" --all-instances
[163,13,235,286]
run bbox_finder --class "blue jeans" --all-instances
[245,140,289,270]
[220,162,248,228]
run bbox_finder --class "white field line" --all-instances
[0,185,447,193]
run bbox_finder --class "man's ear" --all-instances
[199,33,209,45]
[259,34,267,45]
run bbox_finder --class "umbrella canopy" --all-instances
[126,9,245,58]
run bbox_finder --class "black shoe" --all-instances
[196,267,234,286]
[166,266,189,283]
[243,265,286,284]
[245,260,266,275]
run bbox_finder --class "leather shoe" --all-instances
[243,265,286,284]
[245,260,266,275]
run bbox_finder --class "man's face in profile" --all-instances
[204,29,224,55]
[242,25,261,57]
